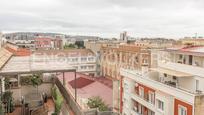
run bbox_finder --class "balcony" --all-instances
[131,109,142,115]
[130,93,156,113]
[134,90,155,106]
[158,60,204,78]
[120,68,197,104]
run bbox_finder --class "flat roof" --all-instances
[0,56,76,75]
[57,72,113,108]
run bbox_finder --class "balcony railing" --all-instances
[158,60,204,78]
[134,90,155,105]
[121,68,197,104]
[131,109,142,115]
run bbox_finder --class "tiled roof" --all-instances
[0,48,12,69]
[166,46,204,56]
[5,47,31,56]
[15,48,32,56]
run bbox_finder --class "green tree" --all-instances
[75,41,85,49]
[63,43,76,49]
[30,74,43,94]
[87,96,109,111]
[51,86,63,115]
[2,91,14,113]
[0,102,4,115]
[4,77,10,90]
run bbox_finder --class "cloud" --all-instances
[0,0,204,38]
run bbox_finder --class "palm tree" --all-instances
[30,74,43,94]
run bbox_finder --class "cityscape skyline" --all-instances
[1,0,204,38]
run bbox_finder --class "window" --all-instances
[139,86,144,98]
[81,66,87,69]
[178,105,187,115]
[88,57,94,61]
[157,100,164,111]
[81,57,87,61]
[148,91,155,104]
[179,54,183,60]
[72,58,78,62]
[124,83,128,90]
[138,104,143,114]
[196,80,200,91]
[148,110,155,115]
[88,66,94,69]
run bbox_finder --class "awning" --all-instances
[150,68,192,77]
[0,56,76,76]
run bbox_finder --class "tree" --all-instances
[51,86,63,115]
[30,74,43,94]
[87,96,109,111]
[75,41,85,49]
[63,43,76,49]
[2,91,14,113]
[0,102,4,115]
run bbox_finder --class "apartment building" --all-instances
[134,38,176,49]
[101,44,151,80]
[180,38,204,46]
[34,37,62,50]
[121,46,204,115]
[85,40,123,76]
[101,44,151,112]
[120,31,128,41]
[33,49,97,76]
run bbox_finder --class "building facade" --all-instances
[101,44,151,112]
[34,37,62,50]
[33,49,97,76]
[180,38,204,46]
[121,46,204,115]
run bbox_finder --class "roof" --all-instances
[33,49,95,57]
[5,47,31,56]
[0,56,75,75]
[151,67,192,77]
[0,48,13,69]
[69,77,94,88]
[57,72,113,107]
[165,46,204,57]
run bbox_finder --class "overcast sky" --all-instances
[0,0,204,38]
